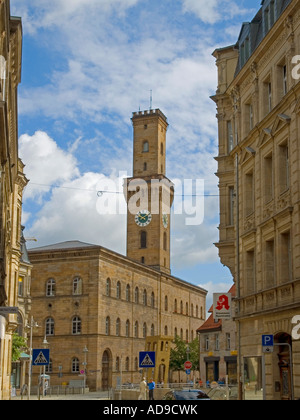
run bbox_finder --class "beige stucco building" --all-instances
[28,109,207,391]
[212,0,300,400]
[0,0,30,400]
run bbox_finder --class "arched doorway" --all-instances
[274,333,293,400]
[102,349,112,390]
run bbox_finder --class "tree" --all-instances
[169,336,200,377]
[12,333,27,362]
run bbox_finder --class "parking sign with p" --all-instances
[262,334,274,353]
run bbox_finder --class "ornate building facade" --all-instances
[212,0,300,400]
[29,109,207,391]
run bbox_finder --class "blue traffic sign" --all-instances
[262,335,274,353]
[262,334,274,347]
[186,369,191,375]
[139,351,156,368]
[32,349,50,366]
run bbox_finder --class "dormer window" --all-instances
[264,0,275,35]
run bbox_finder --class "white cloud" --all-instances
[26,172,127,255]
[182,0,220,24]
[20,131,127,253]
[181,0,254,24]
[20,131,79,201]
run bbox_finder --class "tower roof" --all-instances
[131,108,168,125]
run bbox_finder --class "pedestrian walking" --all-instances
[148,379,155,400]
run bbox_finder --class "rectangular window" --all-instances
[228,187,235,226]
[245,171,254,216]
[283,65,287,95]
[265,239,275,288]
[18,276,24,297]
[264,153,273,203]
[246,249,255,294]
[278,142,289,192]
[205,335,209,351]
[263,78,272,115]
[244,102,254,136]
[226,333,231,351]
[268,82,272,112]
[227,121,234,153]
[280,231,292,284]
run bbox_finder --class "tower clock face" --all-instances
[135,210,152,227]
[162,213,168,228]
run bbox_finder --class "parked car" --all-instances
[163,389,210,400]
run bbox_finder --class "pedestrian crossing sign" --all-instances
[139,351,156,368]
[32,349,50,366]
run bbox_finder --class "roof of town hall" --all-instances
[196,284,236,334]
[28,240,208,295]
[28,240,97,252]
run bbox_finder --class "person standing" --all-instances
[148,379,155,400]
[139,377,147,400]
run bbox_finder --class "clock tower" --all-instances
[125,109,174,274]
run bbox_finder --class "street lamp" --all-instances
[26,316,38,401]
[83,346,88,393]
[42,336,49,398]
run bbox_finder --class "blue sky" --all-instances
[11,0,262,305]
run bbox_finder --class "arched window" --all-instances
[164,296,168,311]
[134,321,139,338]
[125,357,130,372]
[151,292,155,308]
[161,142,164,156]
[143,323,147,338]
[180,301,183,314]
[116,318,121,336]
[116,281,121,299]
[164,325,168,335]
[46,279,56,297]
[174,299,177,313]
[141,231,147,249]
[191,304,194,317]
[72,358,80,373]
[174,327,177,337]
[151,324,155,336]
[72,277,82,295]
[135,287,139,304]
[126,284,130,301]
[45,317,54,336]
[106,278,111,297]
[105,316,110,336]
[72,316,81,335]
[143,162,147,171]
[186,302,189,315]
[143,141,149,153]
[126,320,130,337]
[143,289,147,306]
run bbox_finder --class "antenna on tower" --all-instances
[150,90,153,110]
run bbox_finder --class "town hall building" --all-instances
[28,109,207,391]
